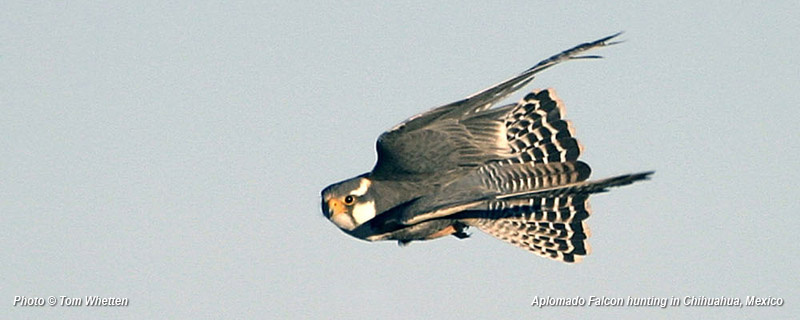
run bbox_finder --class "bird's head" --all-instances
[321,175,377,231]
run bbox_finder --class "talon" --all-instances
[453,231,471,239]
[452,222,470,239]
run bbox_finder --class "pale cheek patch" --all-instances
[351,200,377,225]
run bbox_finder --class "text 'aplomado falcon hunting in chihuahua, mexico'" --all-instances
[530,295,784,308]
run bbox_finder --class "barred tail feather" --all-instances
[462,194,592,263]
[460,172,652,263]
[505,89,583,164]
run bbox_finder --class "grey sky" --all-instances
[2,2,799,319]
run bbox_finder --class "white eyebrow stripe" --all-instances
[350,178,371,196]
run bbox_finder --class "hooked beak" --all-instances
[324,198,345,217]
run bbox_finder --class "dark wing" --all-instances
[371,33,622,180]
[371,109,513,179]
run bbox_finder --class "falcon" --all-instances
[321,33,652,263]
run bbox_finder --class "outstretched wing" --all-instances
[371,33,622,180]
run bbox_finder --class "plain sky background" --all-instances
[2,2,799,319]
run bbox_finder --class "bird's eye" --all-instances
[343,195,355,205]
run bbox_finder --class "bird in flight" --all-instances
[321,33,652,263]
